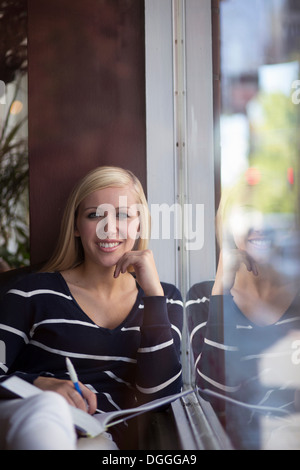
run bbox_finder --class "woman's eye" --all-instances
[87,212,101,219]
[117,212,129,220]
[86,211,130,220]
[117,212,130,220]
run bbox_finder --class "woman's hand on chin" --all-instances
[114,249,164,297]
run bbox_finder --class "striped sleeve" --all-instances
[134,283,183,404]
[187,283,227,413]
[0,283,40,383]
[187,281,213,375]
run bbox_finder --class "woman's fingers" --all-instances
[34,376,97,414]
[213,249,259,294]
[114,250,164,296]
[239,250,258,276]
[80,382,97,415]
[64,382,97,414]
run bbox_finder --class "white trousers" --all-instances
[0,392,118,450]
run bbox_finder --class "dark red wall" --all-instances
[27,0,146,265]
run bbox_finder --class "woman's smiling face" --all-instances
[75,186,141,269]
[227,206,276,263]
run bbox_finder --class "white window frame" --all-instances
[145,0,217,293]
[143,1,233,449]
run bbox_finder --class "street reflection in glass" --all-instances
[187,0,300,449]
[188,181,300,449]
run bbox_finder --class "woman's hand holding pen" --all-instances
[33,376,97,415]
[114,249,164,297]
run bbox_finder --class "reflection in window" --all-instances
[188,0,300,449]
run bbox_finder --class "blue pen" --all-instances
[66,357,83,397]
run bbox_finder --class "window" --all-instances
[146,0,300,450]
[188,0,300,450]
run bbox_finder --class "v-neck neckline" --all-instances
[55,271,144,332]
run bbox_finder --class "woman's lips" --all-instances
[97,241,122,251]
[247,230,273,249]
[248,237,272,248]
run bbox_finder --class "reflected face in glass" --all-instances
[245,227,274,263]
[227,206,295,265]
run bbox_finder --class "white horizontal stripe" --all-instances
[7,288,72,300]
[190,321,207,343]
[138,338,173,353]
[29,340,137,363]
[96,393,123,414]
[185,296,210,308]
[138,299,183,308]
[103,371,133,388]
[138,298,183,308]
[236,324,253,330]
[122,323,181,340]
[275,316,300,326]
[121,326,140,332]
[198,387,289,414]
[194,352,201,370]
[0,323,29,344]
[171,324,182,341]
[102,392,122,411]
[167,298,183,307]
[242,350,291,362]
[197,368,240,393]
[84,384,98,394]
[30,319,99,337]
[136,369,182,394]
[204,338,238,351]
[0,363,8,373]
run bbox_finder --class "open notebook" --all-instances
[0,375,193,437]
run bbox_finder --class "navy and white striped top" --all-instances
[0,272,183,417]
[187,281,300,449]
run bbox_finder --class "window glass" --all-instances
[188,0,300,450]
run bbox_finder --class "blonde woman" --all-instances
[0,166,183,450]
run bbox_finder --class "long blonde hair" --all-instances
[41,166,150,272]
